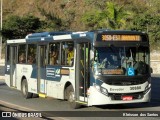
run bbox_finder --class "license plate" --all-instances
[122,96,133,101]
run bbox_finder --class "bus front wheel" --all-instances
[66,85,81,109]
[21,79,32,99]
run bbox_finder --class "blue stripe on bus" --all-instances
[30,65,65,82]
[45,66,64,82]
[30,64,37,79]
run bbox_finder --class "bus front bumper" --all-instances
[87,86,151,106]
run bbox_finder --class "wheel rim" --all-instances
[22,82,27,95]
[68,91,75,102]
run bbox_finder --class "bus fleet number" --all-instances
[130,86,141,90]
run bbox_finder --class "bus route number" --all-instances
[130,86,141,90]
[102,35,119,41]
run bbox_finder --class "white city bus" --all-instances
[5,30,151,108]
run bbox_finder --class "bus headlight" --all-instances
[93,83,108,96]
[101,87,108,95]
[144,83,151,94]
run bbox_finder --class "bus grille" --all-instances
[107,80,145,86]
[109,92,144,100]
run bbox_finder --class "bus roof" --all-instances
[25,31,94,43]
[7,30,148,44]
[92,29,147,35]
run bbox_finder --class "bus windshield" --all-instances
[94,46,149,75]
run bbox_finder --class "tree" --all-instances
[81,10,104,29]
[130,12,160,49]
[1,15,43,40]
[104,2,131,29]
[37,7,67,31]
[82,1,131,30]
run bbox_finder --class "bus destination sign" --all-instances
[101,35,141,41]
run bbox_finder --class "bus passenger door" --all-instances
[75,42,90,104]
[37,45,47,94]
[10,46,17,88]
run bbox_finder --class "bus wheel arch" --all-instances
[21,77,32,99]
[64,83,81,109]
[64,82,72,100]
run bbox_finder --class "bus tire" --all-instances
[21,79,32,99]
[66,85,81,109]
[32,93,39,98]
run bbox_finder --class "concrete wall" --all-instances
[0,59,5,79]
[150,51,160,74]
[0,59,4,66]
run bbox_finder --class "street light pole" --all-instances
[0,0,2,60]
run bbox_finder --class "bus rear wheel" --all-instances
[66,85,81,109]
[21,79,32,99]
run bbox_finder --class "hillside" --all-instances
[3,0,160,31]
[2,0,160,50]
[3,0,91,30]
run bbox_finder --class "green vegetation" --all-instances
[1,15,43,40]
[1,0,160,50]
[82,2,131,30]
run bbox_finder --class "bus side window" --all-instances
[19,53,26,63]
[62,41,74,66]
[67,45,74,66]
[18,45,26,63]
[27,44,36,64]
[49,43,60,65]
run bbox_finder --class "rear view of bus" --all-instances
[87,30,151,106]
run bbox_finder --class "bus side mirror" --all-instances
[150,67,153,73]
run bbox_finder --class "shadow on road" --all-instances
[0,82,6,86]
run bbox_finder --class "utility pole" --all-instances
[0,0,2,60]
